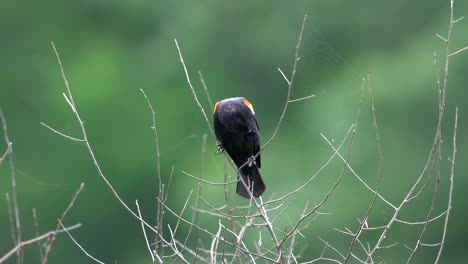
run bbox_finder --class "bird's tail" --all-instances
[237,165,266,198]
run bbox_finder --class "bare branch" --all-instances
[40,122,85,142]
[174,39,215,137]
[0,107,22,263]
[180,134,208,261]
[283,114,358,247]
[395,210,447,225]
[321,133,396,209]
[49,42,161,241]
[288,95,315,103]
[136,200,159,263]
[42,182,85,264]
[435,107,458,263]
[278,67,291,85]
[422,242,443,247]
[174,190,194,236]
[0,223,81,264]
[264,123,355,206]
[140,89,161,189]
[32,208,44,261]
[182,170,238,185]
[5,193,16,245]
[0,142,12,166]
[435,34,448,42]
[449,45,468,56]
[316,236,346,260]
[367,1,458,259]
[58,220,104,264]
[139,88,166,259]
[167,225,190,264]
[261,14,308,151]
[210,220,223,262]
[198,71,214,110]
[345,76,384,263]
[157,197,276,262]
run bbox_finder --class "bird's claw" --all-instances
[247,156,256,167]
[215,142,224,155]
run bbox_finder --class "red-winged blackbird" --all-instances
[213,97,266,198]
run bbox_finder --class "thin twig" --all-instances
[0,142,12,166]
[198,71,214,110]
[167,225,190,264]
[174,240,209,263]
[345,76,384,263]
[288,95,315,103]
[40,122,85,142]
[140,89,162,194]
[136,200,158,263]
[367,0,455,261]
[367,0,457,260]
[435,107,457,263]
[174,190,194,236]
[139,88,166,259]
[182,170,238,185]
[5,193,16,245]
[449,45,468,56]
[0,108,22,263]
[174,39,215,137]
[0,223,82,263]
[283,112,358,247]
[261,15,308,152]
[32,208,44,261]
[407,116,444,262]
[180,134,208,262]
[263,124,355,206]
[42,182,85,264]
[157,197,276,262]
[395,210,447,225]
[321,134,396,210]
[210,220,223,263]
[58,220,104,264]
[49,41,162,242]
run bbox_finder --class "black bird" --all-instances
[213,97,266,198]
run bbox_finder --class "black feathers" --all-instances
[213,97,266,198]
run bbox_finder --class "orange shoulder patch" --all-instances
[242,99,255,114]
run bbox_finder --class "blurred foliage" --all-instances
[1,0,467,263]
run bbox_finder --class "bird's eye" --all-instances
[214,101,220,112]
[242,99,255,115]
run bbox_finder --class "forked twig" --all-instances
[345,77,384,263]
[0,223,82,263]
[0,142,12,166]
[366,0,458,260]
[42,182,85,264]
[261,15,308,152]
[47,42,161,240]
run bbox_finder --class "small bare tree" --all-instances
[1,0,466,263]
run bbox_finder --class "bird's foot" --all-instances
[247,156,256,167]
[215,142,224,155]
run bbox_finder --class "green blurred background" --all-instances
[1,0,467,263]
